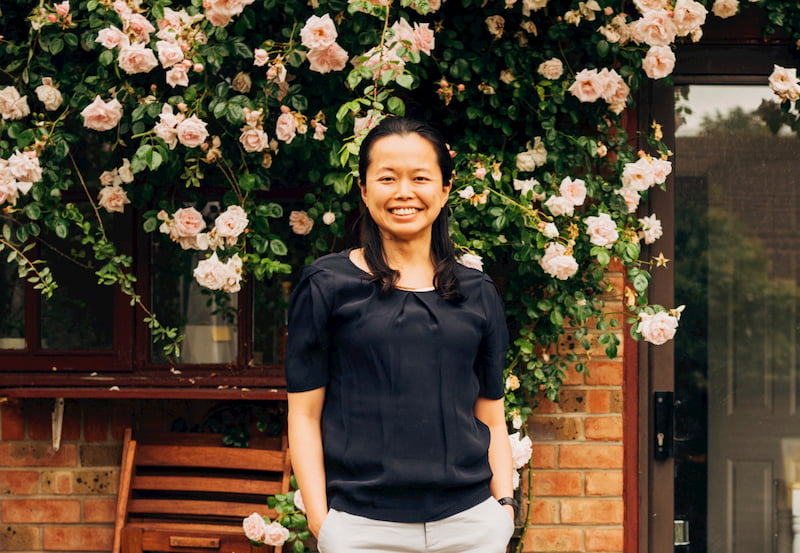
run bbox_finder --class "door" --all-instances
[647,44,800,553]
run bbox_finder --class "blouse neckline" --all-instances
[342,250,437,293]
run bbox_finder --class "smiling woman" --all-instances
[284,117,515,553]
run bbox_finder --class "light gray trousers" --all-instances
[316,497,515,553]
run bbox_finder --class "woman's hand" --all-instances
[307,509,328,538]
[502,503,515,521]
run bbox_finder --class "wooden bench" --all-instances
[114,429,292,553]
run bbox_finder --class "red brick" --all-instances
[0,401,25,440]
[522,527,583,552]
[586,471,624,496]
[561,498,624,524]
[534,397,560,414]
[527,498,558,523]
[533,471,583,496]
[529,416,582,441]
[584,361,623,386]
[586,527,624,552]
[0,525,41,550]
[561,366,584,386]
[609,390,623,413]
[559,390,588,413]
[43,526,114,551]
[41,471,73,494]
[531,444,557,469]
[585,416,623,441]
[110,404,133,440]
[586,390,612,413]
[2,499,81,523]
[85,499,117,522]
[560,444,623,469]
[0,443,78,467]
[0,471,39,495]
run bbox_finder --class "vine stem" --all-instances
[515,457,534,553]
[67,150,106,236]
[0,238,51,288]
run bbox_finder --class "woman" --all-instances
[286,117,515,553]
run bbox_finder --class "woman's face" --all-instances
[361,133,451,245]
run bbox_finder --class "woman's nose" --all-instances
[394,178,414,198]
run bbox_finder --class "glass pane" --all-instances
[252,278,290,365]
[39,234,114,350]
[150,203,238,365]
[674,85,800,553]
[0,262,26,349]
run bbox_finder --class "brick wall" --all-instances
[521,263,630,553]
[0,398,226,553]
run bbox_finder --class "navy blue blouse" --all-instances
[285,250,509,522]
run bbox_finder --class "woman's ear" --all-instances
[359,180,367,202]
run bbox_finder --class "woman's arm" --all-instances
[288,387,328,537]
[474,396,515,520]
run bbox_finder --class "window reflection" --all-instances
[674,84,800,553]
[0,261,25,349]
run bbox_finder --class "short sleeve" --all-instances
[285,265,333,393]
[473,276,509,399]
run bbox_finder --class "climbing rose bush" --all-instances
[4,0,800,424]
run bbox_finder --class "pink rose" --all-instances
[322,211,335,225]
[312,120,327,141]
[154,104,182,149]
[239,126,269,152]
[568,68,606,103]
[55,1,70,17]
[642,46,676,79]
[600,69,630,111]
[0,178,20,206]
[80,96,123,131]
[173,207,205,237]
[96,26,129,49]
[650,158,672,184]
[638,214,663,244]
[193,253,229,291]
[0,86,31,121]
[262,522,289,547]
[390,19,416,53]
[125,13,156,41]
[413,23,435,55]
[307,42,349,74]
[118,42,159,74]
[8,150,42,183]
[633,0,667,10]
[508,432,532,469]
[617,186,641,213]
[156,40,184,68]
[253,48,268,66]
[711,0,739,18]
[630,9,677,47]
[585,212,619,247]
[293,490,306,513]
[359,45,405,81]
[275,108,298,144]
[97,184,130,214]
[673,0,707,36]
[354,110,383,139]
[485,15,505,39]
[559,177,586,206]
[544,195,574,217]
[769,65,800,101]
[538,58,564,80]
[539,243,579,280]
[638,311,678,345]
[176,115,209,148]
[113,0,131,17]
[214,205,249,243]
[35,77,62,111]
[289,210,313,235]
[474,167,487,180]
[621,158,656,191]
[300,13,337,50]
[166,64,190,88]
[458,253,484,271]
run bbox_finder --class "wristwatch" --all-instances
[497,496,519,512]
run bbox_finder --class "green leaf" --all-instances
[25,203,41,220]
[270,239,288,256]
[239,173,257,192]
[395,73,414,89]
[98,49,114,66]
[387,96,405,116]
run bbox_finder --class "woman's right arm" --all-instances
[288,387,328,538]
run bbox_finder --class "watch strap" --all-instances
[497,496,519,511]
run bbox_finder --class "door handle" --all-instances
[654,391,674,460]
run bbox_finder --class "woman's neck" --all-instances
[382,240,435,289]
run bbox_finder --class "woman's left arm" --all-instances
[474,397,515,520]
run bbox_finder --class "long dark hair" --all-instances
[358,116,463,302]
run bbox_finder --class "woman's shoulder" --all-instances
[453,261,497,289]
[299,250,364,284]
